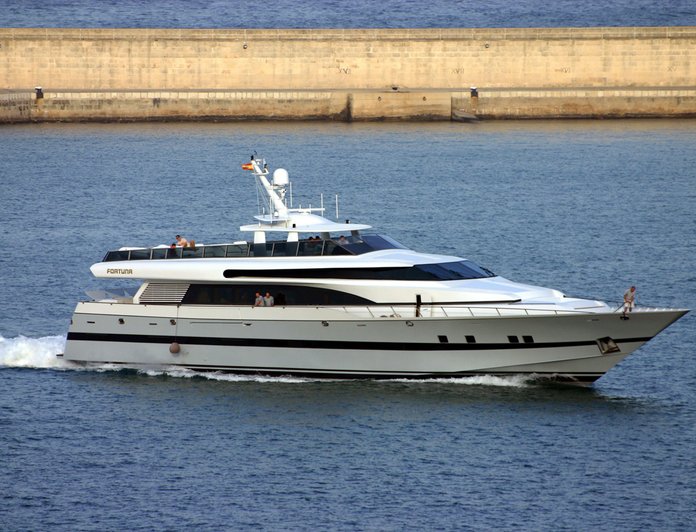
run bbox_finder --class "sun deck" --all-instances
[102,234,407,262]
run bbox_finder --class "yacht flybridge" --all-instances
[62,157,688,384]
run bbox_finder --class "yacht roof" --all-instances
[241,211,370,233]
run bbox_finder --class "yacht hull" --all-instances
[64,302,687,384]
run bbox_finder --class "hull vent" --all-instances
[139,283,190,304]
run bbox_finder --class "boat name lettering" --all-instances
[106,268,133,275]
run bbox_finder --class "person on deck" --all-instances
[254,291,264,306]
[622,286,636,319]
[175,234,188,247]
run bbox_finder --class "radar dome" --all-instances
[273,168,289,186]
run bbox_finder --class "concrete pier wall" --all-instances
[1,27,695,121]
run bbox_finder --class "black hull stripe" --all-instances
[66,332,652,351]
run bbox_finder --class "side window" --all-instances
[182,284,374,305]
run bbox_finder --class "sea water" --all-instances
[1,120,695,530]
[2,0,695,28]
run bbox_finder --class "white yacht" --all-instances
[62,157,688,384]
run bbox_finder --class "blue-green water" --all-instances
[1,120,695,530]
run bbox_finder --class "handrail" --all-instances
[324,303,672,318]
[280,304,587,318]
[305,303,602,317]
[89,294,679,314]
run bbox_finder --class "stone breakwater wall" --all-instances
[1,27,695,122]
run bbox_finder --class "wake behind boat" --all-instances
[62,156,688,384]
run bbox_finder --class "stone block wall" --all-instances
[1,27,695,121]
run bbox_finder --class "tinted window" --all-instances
[129,249,151,260]
[203,245,226,258]
[362,234,408,250]
[442,261,495,278]
[182,247,204,258]
[298,240,324,256]
[182,284,375,306]
[104,250,130,261]
[342,234,407,254]
[166,248,182,259]
[225,244,249,257]
[271,242,286,256]
[223,261,494,280]
[419,261,495,279]
[324,241,351,256]
[418,261,495,280]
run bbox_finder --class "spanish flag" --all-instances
[241,162,254,171]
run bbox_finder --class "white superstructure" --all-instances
[62,156,688,384]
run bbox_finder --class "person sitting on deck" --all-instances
[175,234,188,247]
[254,291,264,307]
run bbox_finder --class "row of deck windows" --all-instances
[103,234,405,262]
[106,240,346,261]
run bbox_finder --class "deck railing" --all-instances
[103,240,347,261]
[329,304,675,319]
[343,304,593,319]
[87,293,677,317]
